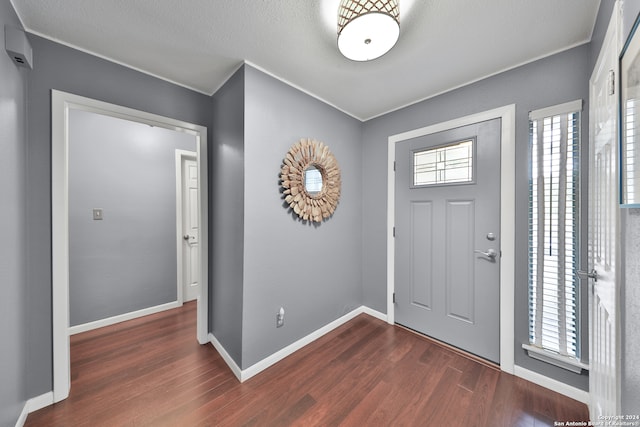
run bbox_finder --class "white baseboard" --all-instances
[27,391,54,413]
[514,365,589,404]
[361,306,388,322]
[207,306,591,407]
[15,391,54,427]
[15,404,28,427]
[209,305,384,383]
[239,307,365,382]
[69,301,182,335]
[208,332,243,381]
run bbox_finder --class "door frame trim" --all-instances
[51,90,209,402]
[387,104,515,373]
[175,149,198,305]
[588,1,622,417]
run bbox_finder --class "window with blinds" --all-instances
[623,98,638,203]
[528,101,581,361]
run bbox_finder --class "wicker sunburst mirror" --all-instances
[280,138,341,223]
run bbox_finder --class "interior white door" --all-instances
[182,158,199,302]
[394,118,501,363]
[587,5,621,419]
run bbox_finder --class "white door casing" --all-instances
[52,90,209,402]
[587,2,622,418]
[387,105,516,373]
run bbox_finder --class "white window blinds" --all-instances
[528,100,581,359]
[623,98,639,203]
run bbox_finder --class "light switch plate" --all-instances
[93,208,103,220]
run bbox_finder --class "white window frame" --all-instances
[524,99,589,373]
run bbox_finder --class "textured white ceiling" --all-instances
[11,0,600,120]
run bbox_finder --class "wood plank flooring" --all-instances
[26,302,589,426]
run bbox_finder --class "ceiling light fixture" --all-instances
[337,0,400,61]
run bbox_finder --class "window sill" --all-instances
[522,344,589,374]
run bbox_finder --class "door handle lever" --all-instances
[183,235,190,241]
[576,269,598,282]
[474,249,497,260]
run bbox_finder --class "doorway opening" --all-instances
[387,105,516,373]
[52,90,208,402]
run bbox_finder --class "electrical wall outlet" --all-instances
[93,208,103,220]
[276,307,284,328]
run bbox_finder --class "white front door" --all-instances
[182,158,199,302]
[587,4,621,418]
[394,118,501,363]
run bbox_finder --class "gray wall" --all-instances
[210,65,363,370]
[0,0,29,424]
[622,1,640,43]
[69,109,196,326]
[361,45,591,389]
[25,33,212,397]
[621,209,640,414]
[242,65,363,369]
[211,66,245,365]
[589,0,617,72]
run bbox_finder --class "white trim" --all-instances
[175,149,198,305]
[241,307,365,381]
[522,344,589,374]
[210,306,382,383]
[20,28,210,96]
[51,90,209,402]
[514,365,590,404]
[69,301,181,335]
[15,392,55,427]
[208,332,243,381]
[208,62,246,101]
[15,404,28,427]
[26,392,54,413]
[361,306,388,322]
[196,127,209,346]
[51,90,70,403]
[365,42,590,121]
[529,99,583,121]
[387,104,516,374]
[243,61,362,121]
[387,137,396,326]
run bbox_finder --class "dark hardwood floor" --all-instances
[26,302,589,426]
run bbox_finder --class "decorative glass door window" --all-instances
[412,139,474,186]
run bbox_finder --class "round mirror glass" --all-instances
[304,165,323,196]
